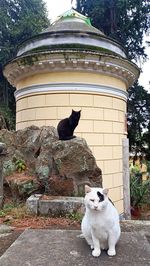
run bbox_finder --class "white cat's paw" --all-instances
[107,249,116,256]
[92,249,101,257]
[77,233,85,239]
[90,245,94,250]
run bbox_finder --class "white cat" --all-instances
[81,185,121,257]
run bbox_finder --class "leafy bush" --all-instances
[0,106,15,130]
[130,175,150,208]
[146,161,150,175]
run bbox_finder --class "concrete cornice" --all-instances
[3,50,139,88]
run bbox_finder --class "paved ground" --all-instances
[0,221,150,266]
[0,229,22,257]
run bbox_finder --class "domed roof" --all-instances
[3,9,140,89]
[43,9,105,36]
[16,9,126,58]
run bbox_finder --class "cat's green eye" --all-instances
[90,199,94,202]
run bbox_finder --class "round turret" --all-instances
[3,9,140,215]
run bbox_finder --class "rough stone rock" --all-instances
[48,175,74,196]
[0,142,7,154]
[0,126,102,198]
[51,138,102,194]
[0,130,16,156]
[2,160,16,177]
[0,142,8,207]
[5,173,40,199]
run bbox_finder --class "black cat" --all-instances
[57,109,81,140]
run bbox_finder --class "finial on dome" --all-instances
[53,8,92,26]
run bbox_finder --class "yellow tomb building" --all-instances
[4,10,139,214]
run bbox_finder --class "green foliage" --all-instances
[3,158,26,176]
[0,210,5,217]
[0,0,50,115]
[66,212,83,223]
[19,180,38,196]
[0,203,16,217]
[0,203,27,219]
[130,164,141,177]
[76,1,150,154]
[15,159,26,173]
[76,0,150,61]
[130,174,150,207]
[0,0,50,65]
[0,105,15,130]
[142,122,150,160]
[146,161,150,174]
[127,82,150,153]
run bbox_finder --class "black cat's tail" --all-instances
[59,136,76,141]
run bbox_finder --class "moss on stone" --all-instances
[22,43,121,58]
[17,54,39,67]
[3,160,16,177]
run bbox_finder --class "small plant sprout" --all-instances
[15,159,26,173]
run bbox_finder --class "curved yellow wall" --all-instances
[17,71,127,91]
[16,71,127,214]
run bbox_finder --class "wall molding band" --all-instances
[15,83,128,101]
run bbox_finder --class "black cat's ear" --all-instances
[103,188,109,195]
[85,185,91,193]
[79,110,81,113]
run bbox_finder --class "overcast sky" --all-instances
[44,0,150,92]
[44,0,75,21]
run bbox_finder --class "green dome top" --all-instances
[55,8,92,26]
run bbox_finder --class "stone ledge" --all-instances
[26,194,42,215]
[120,220,150,233]
[26,194,85,216]
[4,51,139,87]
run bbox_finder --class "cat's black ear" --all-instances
[103,188,109,195]
[85,185,91,193]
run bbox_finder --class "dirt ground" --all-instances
[0,230,23,257]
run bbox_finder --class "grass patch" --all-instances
[0,203,28,220]
[66,212,83,223]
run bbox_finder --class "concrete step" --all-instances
[0,229,149,266]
